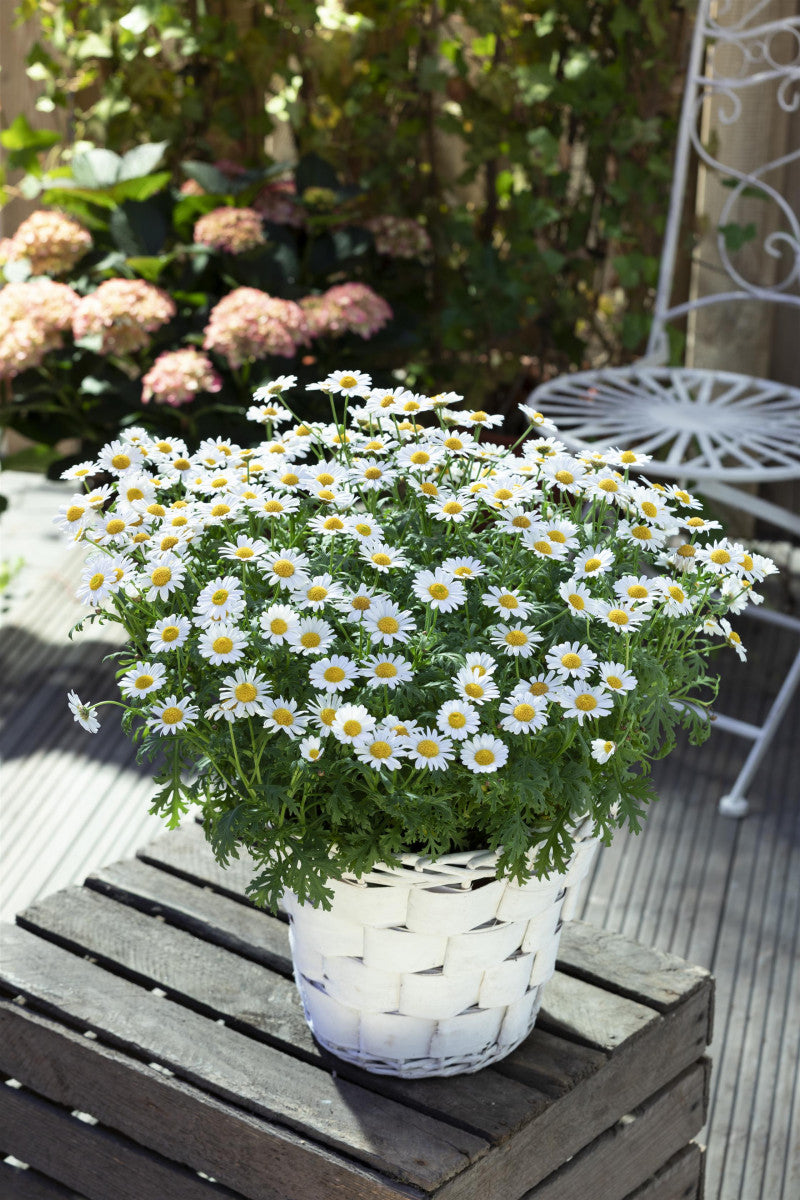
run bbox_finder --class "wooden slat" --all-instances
[0,925,487,1193]
[136,822,260,900]
[521,1061,708,1200]
[0,1161,89,1200]
[624,1144,704,1200]
[0,1001,422,1200]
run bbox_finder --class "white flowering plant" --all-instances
[58,370,776,910]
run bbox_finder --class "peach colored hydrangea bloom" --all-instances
[0,280,80,378]
[203,288,309,368]
[365,215,432,259]
[72,279,176,356]
[193,207,266,255]
[2,210,92,276]
[141,348,222,407]
[300,283,392,340]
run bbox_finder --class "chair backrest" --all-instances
[647,0,800,363]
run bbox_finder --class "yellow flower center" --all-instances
[213,636,234,655]
[273,559,295,577]
[443,501,463,515]
[351,595,371,611]
[641,501,658,518]
[555,470,575,485]
[106,519,126,535]
[584,557,602,573]
[354,523,372,535]
[627,585,648,599]
[741,554,754,571]
[498,593,518,609]
[599,479,619,492]
[454,566,473,576]
[474,748,495,765]
[375,662,397,678]
[632,525,652,541]
[343,719,362,737]
[264,500,284,513]
[549,530,567,544]
[471,410,488,422]
[686,517,705,527]
[211,503,230,518]
[464,682,484,698]
[281,473,299,486]
[173,458,191,471]
[161,625,180,643]
[270,618,288,635]
[211,589,229,606]
[273,707,294,726]
[372,553,392,567]
[307,586,328,602]
[567,593,585,610]
[89,573,105,591]
[269,444,286,455]
[171,516,189,528]
[151,567,172,588]
[161,706,183,725]
[606,675,623,690]
[339,375,358,388]
[710,548,731,564]
[420,482,438,496]
[531,681,548,695]
[728,631,742,644]
[211,476,228,488]
[317,489,335,501]
[377,616,399,634]
[448,712,467,728]
[300,631,321,649]
[135,675,154,690]
[620,450,637,464]
[160,536,180,551]
[126,487,144,501]
[562,653,582,670]
[575,693,597,712]
[111,453,131,471]
[364,467,383,480]
[317,473,335,486]
[235,683,257,703]
[155,441,172,453]
[417,739,440,758]
[513,703,535,722]
[324,517,345,530]
[608,608,630,625]
[370,740,392,759]
[444,437,463,450]
[533,540,553,555]
[233,547,254,560]
[410,451,430,464]
[428,583,449,600]
[324,666,346,683]
[506,630,528,646]
[677,544,695,558]
[668,586,685,602]
[512,515,531,528]
[379,396,396,408]
[66,505,85,522]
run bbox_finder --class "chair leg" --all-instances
[718,649,800,818]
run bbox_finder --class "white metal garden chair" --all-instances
[526,0,800,817]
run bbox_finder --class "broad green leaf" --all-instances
[71,148,122,188]
[108,172,171,203]
[118,5,153,35]
[181,161,235,195]
[118,141,169,181]
[126,254,172,281]
[719,221,757,251]
[0,114,60,153]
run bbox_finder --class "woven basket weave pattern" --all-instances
[286,819,600,1077]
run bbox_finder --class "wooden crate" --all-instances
[0,824,712,1200]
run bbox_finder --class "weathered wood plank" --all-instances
[0,1001,422,1200]
[624,1144,704,1200]
[433,984,712,1200]
[520,1061,709,1200]
[0,924,487,1192]
[537,969,656,1052]
[14,885,555,1143]
[137,822,260,900]
[0,1161,89,1200]
[0,1083,242,1200]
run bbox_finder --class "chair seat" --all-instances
[528,366,800,484]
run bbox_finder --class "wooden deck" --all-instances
[1,543,798,1200]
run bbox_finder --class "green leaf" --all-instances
[108,172,172,203]
[118,5,154,35]
[0,113,60,154]
[71,148,122,188]
[294,153,340,193]
[719,221,757,252]
[118,141,169,182]
[126,254,172,281]
[181,161,235,195]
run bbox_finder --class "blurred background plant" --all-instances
[1,0,692,467]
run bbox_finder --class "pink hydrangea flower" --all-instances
[254,180,305,228]
[2,210,92,276]
[300,283,392,340]
[365,215,432,259]
[72,279,176,356]
[141,348,223,407]
[193,207,266,255]
[0,280,80,378]
[203,288,309,369]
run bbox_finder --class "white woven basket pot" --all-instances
[284,816,601,1078]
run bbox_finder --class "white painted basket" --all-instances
[284,816,601,1077]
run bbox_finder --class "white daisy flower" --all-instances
[558,684,613,725]
[219,534,267,563]
[598,662,637,694]
[457,408,505,429]
[97,439,146,476]
[338,584,381,623]
[616,519,669,550]
[436,699,480,741]
[460,733,508,773]
[594,601,648,632]
[359,539,410,573]
[263,697,309,738]
[499,506,537,534]
[308,655,359,693]
[300,462,350,492]
[67,690,100,733]
[558,579,595,618]
[521,526,569,561]
[247,400,293,425]
[586,470,628,503]
[142,553,187,603]
[287,617,336,656]
[347,516,386,543]
[118,661,168,699]
[525,670,562,698]
[498,690,549,734]
[354,730,406,771]
[481,585,534,619]
[54,496,99,539]
[92,511,137,547]
[364,599,416,646]
[426,492,477,523]
[308,511,351,537]
[411,569,467,612]
[332,704,377,744]
[405,728,456,770]
[60,460,99,482]
[572,545,615,579]
[261,548,312,590]
[306,694,340,737]
[396,442,446,473]
[488,623,542,657]
[541,454,589,494]
[148,694,199,735]
[76,557,117,606]
[604,446,653,468]
[629,486,674,526]
[384,714,421,741]
[546,641,597,679]
[193,576,246,625]
[198,495,243,527]
[441,555,485,580]
[695,540,738,574]
[197,623,249,665]
[591,738,617,763]
[360,653,414,690]
[682,515,723,535]
[259,603,299,644]
[432,428,477,455]
[253,374,297,399]
[299,734,324,762]
[319,369,372,396]
[218,669,272,718]
[709,617,748,661]
[614,574,660,608]
[659,579,695,617]
[147,614,192,653]
[291,573,345,611]
[453,666,500,706]
[115,473,155,507]
[464,652,498,678]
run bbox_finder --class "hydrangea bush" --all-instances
[58,371,775,910]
